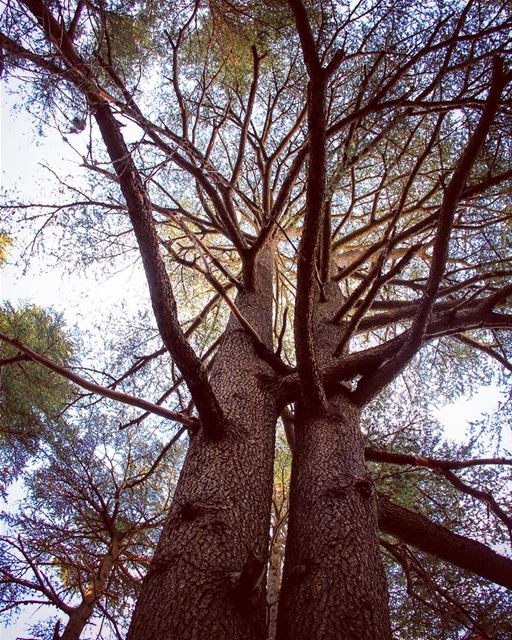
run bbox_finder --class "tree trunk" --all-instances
[276,284,391,639]
[60,603,96,640]
[60,537,121,640]
[267,517,285,639]
[275,395,392,640]
[127,251,279,640]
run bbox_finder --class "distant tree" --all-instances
[1,1,512,639]
[0,413,181,640]
[0,234,12,265]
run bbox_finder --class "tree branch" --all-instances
[355,58,508,403]
[377,493,512,589]
[0,332,198,430]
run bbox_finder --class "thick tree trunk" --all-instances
[276,284,391,639]
[127,252,279,640]
[275,395,392,640]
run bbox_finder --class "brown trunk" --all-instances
[61,604,95,640]
[61,538,120,640]
[276,284,391,639]
[127,251,279,640]
[266,538,282,640]
[276,396,391,640]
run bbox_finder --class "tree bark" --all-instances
[276,395,392,640]
[276,286,391,640]
[127,250,279,640]
[61,604,95,640]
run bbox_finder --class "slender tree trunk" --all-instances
[267,519,285,639]
[127,251,279,640]
[276,285,391,640]
[61,604,95,640]
[61,539,120,640]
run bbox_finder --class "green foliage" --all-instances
[182,0,292,89]
[0,303,74,487]
[100,0,164,70]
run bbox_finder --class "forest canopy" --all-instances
[0,1,511,639]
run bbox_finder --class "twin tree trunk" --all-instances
[127,266,391,639]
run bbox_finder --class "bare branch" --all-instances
[0,332,198,430]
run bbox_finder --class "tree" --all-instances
[0,411,181,640]
[0,302,74,490]
[1,0,512,638]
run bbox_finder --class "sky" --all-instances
[1,74,511,639]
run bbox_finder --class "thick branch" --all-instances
[377,494,512,589]
[20,0,226,439]
[454,334,512,373]
[0,332,198,430]
[280,299,512,405]
[289,0,329,410]
[366,448,512,470]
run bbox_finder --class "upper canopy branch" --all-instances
[19,0,226,438]
[353,58,508,404]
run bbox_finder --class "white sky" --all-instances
[433,385,507,442]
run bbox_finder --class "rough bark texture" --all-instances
[275,396,392,640]
[276,286,391,639]
[127,251,278,640]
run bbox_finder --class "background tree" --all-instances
[0,302,74,490]
[0,411,181,640]
[0,0,511,638]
